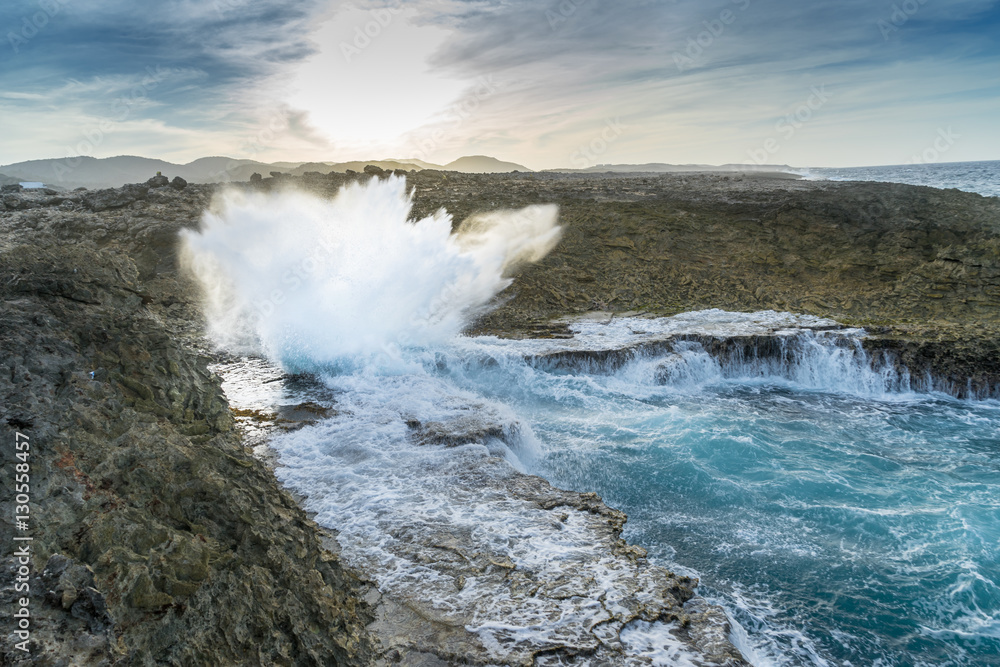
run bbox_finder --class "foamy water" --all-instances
[191,178,1000,666]
[181,176,560,364]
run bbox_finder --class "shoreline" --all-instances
[2,171,998,664]
[213,349,750,666]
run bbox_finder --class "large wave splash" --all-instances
[181,176,561,369]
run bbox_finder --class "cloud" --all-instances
[357,0,1000,167]
[0,0,997,166]
[0,0,333,162]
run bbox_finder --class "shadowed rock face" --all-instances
[0,185,374,666]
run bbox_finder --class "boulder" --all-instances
[146,173,170,188]
[169,176,187,190]
[363,164,387,177]
[82,183,150,212]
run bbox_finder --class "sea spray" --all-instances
[181,175,561,369]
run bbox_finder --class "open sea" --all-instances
[799,160,1000,198]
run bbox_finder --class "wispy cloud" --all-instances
[1,0,998,166]
[365,0,1000,167]
[0,0,332,162]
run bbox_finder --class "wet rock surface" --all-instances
[1,171,998,665]
[217,358,750,667]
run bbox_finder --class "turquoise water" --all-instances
[222,312,1000,665]
[191,177,1000,664]
[235,311,1000,665]
[451,340,1000,666]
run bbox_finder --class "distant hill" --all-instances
[0,154,529,189]
[383,158,446,170]
[0,173,21,186]
[547,162,796,174]
[0,155,277,189]
[298,160,428,175]
[2,156,179,189]
[443,156,531,173]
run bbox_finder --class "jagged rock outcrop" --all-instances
[0,185,375,665]
[82,183,150,212]
[2,170,998,664]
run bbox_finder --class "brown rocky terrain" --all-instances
[294,168,1000,395]
[1,168,997,665]
[407,171,1000,396]
[0,182,374,665]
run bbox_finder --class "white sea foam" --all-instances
[181,176,561,369]
[194,177,998,665]
[458,310,924,400]
[618,620,704,666]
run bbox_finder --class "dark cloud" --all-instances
[0,0,326,120]
[402,0,1000,79]
[0,0,997,165]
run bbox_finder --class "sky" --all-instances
[1,0,998,169]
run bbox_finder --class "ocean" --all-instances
[799,160,1000,199]
[187,175,999,666]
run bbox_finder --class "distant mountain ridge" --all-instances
[0,154,533,189]
[0,154,798,190]
[442,156,530,173]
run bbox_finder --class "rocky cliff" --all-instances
[2,169,997,665]
[0,183,373,665]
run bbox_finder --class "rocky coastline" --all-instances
[2,170,997,665]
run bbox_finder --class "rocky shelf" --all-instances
[1,170,997,665]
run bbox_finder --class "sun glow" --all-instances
[286,6,465,153]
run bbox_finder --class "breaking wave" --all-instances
[181,175,560,369]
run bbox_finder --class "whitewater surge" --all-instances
[181,175,561,368]
[193,177,999,666]
[212,308,1000,665]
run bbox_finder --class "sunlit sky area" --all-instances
[1,0,998,169]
